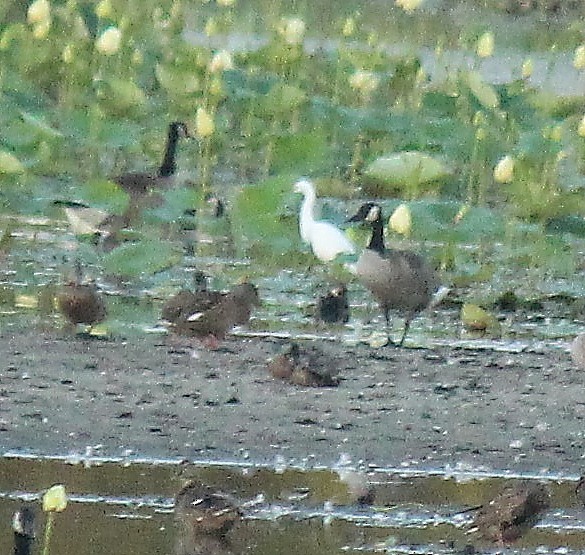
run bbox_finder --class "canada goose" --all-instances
[471,482,550,544]
[348,202,438,346]
[171,282,260,341]
[315,283,349,324]
[174,481,242,555]
[12,506,35,555]
[57,261,106,328]
[114,121,191,198]
[294,178,355,262]
[267,342,340,387]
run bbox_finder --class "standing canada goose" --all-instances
[12,506,35,555]
[348,202,438,346]
[57,261,107,328]
[114,121,191,198]
[294,179,355,262]
[471,482,550,544]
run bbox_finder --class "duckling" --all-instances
[315,283,350,324]
[175,481,242,555]
[162,271,223,324]
[12,506,35,555]
[114,121,191,198]
[294,178,355,262]
[172,283,260,341]
[267,342,340,387]
[348,202,439,346]
[471,482,550,544]
[57,261,106,328]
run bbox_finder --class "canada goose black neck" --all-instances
[158,122,186,177]
[367,212,385,254]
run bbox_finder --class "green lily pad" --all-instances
[104,239,182,277]
[363,151,451,196]
[77,179,130,215]
[0,150,25,174]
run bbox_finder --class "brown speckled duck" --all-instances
[471,482,550,544]
[162,271,223,324]
[267,342,340,387]
[348,202,439,346]
[57,261,106,328]
[171,283,260,342]
[315,283,349,324]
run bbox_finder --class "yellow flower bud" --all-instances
[217,0,236,5]
[574,44,585,70]
[209,76,223,96]
[578,115,585,138]
[550,125,562,142]
[131,49,143,65]
[208,50,233,73]
[389,203,412,236]
[349,69,379,95]
[43,485,67,513]
[395,0,424,12]
[95,0,112,18]
[195,107,215,138]
[28,0,51,25]
[476,31,494,58]
[62,44,74,64]
[96,26,121,55]
[205,17,217,37]
[342,17,355,37]
[32,21,51,39]
[493,155,514,183]
[521,58,533,79]
[278,17,306,45]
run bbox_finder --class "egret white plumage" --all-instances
[293,178,355,262]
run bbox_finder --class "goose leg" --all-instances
[398,318,411,347]
[384,308,397,347]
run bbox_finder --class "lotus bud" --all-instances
[43,485,67,513]
[131,49,143,65]
[493,155,514,183]
[96,26,121,55]
[62,44,74,64]
[209,50,233,73]
[95,0,112,18]
[349,69,379,95]
[32,21,51,39]
[278,17,305,45]
[578,115,585,138]
[476,31,494,58]
[574,44,585,70]
[342,17,355,37]
[217,0,236,6]
[196,107,215,138]
[389,203,412,236]
[28,0,51,25]
[521,58,533,79]
[395,0,424,12]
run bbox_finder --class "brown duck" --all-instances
[174,481,242,555]
[348,202,439,346]
[162,271,222,324]
[57,262,106,328]
[471,482,550,544]
[267,342,340,387]
[171,283,260,341]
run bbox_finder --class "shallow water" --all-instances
[2,454,585,554]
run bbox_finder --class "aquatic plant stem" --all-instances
[41,512,55,555]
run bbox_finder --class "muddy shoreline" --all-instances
[0,330,581,475]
